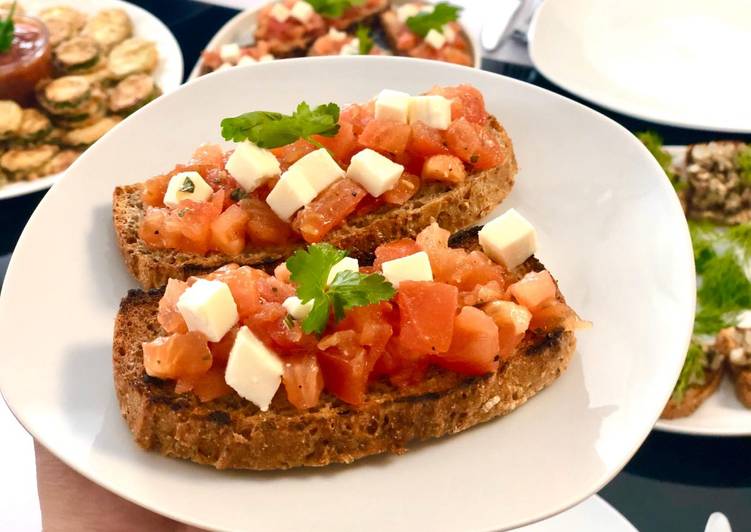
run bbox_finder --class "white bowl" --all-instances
[0,57,693,531]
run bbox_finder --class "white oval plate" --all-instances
[0,0,184,201]
[529,0,751,132]
[187,0,480,81]
[519,496,636,532]
[0,57,693,531]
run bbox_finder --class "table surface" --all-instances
[2,2,751,531]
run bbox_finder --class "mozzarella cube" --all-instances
[237,55,258,66]
[288,148,344,194]
[328,27,347,41]
[408,95,452,130]
[424,28,446,49]
[220,43,241,63]
[270,3,290,22]
[225,326,284,411]
[176,279,239,342]
[290,1,314,23]
[163,171,214,207]
[340,39,360,55]
[327,256,359,285]
[259,54,275,62]
[396,3,420,22]
[282,296,314,320]
[478,209,537,269]
[265,171,317,220]
[346,148,404,197]
[381,251,433,287]
[737,310,751,329]
[442,24,457,43]
[375,89,410,123]
[225,141,281,192]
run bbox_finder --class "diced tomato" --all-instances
[509,270,557,310]
[283,354,324,409]
[142,174,170,207]
[529,299,582,333]
[190,143,224,167]
[239,197,294,246]
[358,119,411,155]
[210,204,249,255]
[256,275,295,303]
[429,85,487,124]
[293,179,367,243]
[206,264,266,319]
[397,281,458,354]
[317,330,373,405]
[158,278,188,334]
[209,325,239,364]
[172,191,225,254]
[441,47,473,67]
[274,263,291,283]
[340,102,374,135]
[483,300,531,359]
[407,121,450,159]
[472,125,504,171]
[373,238,421,269]
[142,331,212,380]
[415,223,463,283]
[451,251,508,291]
[422,154,467,184]
[445,117,480,164]
[201,50,222,70]
[436,306,500,375]
[338,302,394,361]
[191,365,233,402]
[396,31,418,51]
[382,172,420,205]
[312,121,359,165]
[139,207,168,248]
[459,280,505,307]
[246,301,287,339]
[203,167,241,205]
[271,139,316,169]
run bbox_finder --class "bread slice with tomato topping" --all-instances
[113,227,580,470]
[113,104,517,290]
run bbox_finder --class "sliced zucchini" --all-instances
[42,149,81,175]
[82,9,133,52]
[0,100,23,140]
[46,17,75,48]
[54,36,101,74]
[108,74,159,115]
[39,6,87,32]
[37,76,92,112]
[0,144,59,175]
[52,96,106,128]
[18,109,53,142]
[108,38,158,79]
[61,116,121,147]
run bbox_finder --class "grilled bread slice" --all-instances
[113,228,576,470]
[661,365,724,419]
[113,117,517,289]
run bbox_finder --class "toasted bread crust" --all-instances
[660,366,724,419]
[113,232,575,470]
[113,117,517,289]
[729,366,751,408]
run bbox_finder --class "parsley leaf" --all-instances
[636,131,682,191]
[230,188,248,201]
[736,145,751,186]
[179,176,195,193]
[285,243,395,335]
[356,25,374,55]
[307,0,365,18]
[672,341,707,401]
[406,2,461,38]
[220,102,340,149]
[0,1,16,54]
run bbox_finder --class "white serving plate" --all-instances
[518,495,636,532]
[0,57,693,531]
[529,0,751,132]
[187,0,480,80]
[0,0,184,201]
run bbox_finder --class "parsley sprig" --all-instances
[0,1,16,54]
[356,25,374,55]
[221,102,340,149]
[286,243,395,335]
[406,2,461,38]
[636,131,682,191]
[307,0,365,18]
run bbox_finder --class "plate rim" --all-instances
[0,0,185,202]
[0,56,695,531]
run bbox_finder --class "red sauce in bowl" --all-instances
[0,16,52,105]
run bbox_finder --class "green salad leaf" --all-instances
[356,24,374,55]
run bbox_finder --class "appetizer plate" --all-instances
[518,496,636,532]
[0,0,184,202]
[529,0,751,132]
[187,0,481,80]
[0,57,693,531]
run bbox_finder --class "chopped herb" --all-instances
[0,1,16,54]
[736,145,751,186]
[177,208,188,218]
[356,25,374,55]
[285,243,395,334]
[469,154,479,164]
[672,341,707,401]
[636,131,682,191]
[307,0,365,17]
[230,188,248,201]
[283,314,295,329]
[406,2,461,38]
[179,176,195,193]
[221,101,340,149]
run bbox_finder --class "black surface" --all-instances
[2,3,750,532]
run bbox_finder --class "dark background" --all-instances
[2,2,750,530]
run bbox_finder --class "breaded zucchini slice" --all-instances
[108,74,160,115]
[0,100,23,140]
[82,9,133,52]
[61,116,121,147]
[54,36,101,74]
[108,38,158,79]
[18,109,53,142]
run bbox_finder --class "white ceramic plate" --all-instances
[654,146,751,437]
[0,0,184,201]
[0,57,693,531]
[518,496,636,532]
[187,0,480,80]
[529,0,751,132]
